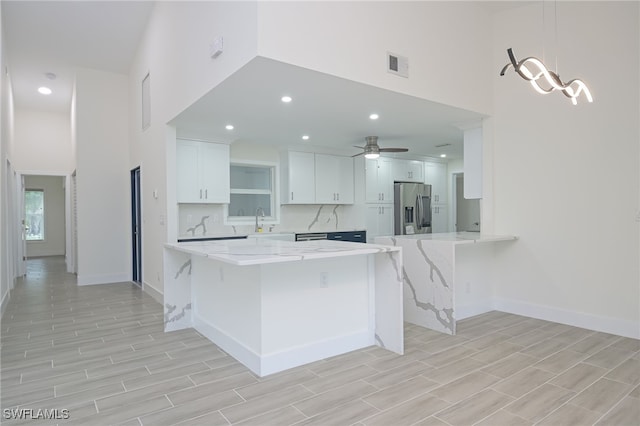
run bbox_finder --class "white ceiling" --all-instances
[3,1,153,112]
[3,1,529,159]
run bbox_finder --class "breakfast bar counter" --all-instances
[375,232,517,335]
[163,239,403,376]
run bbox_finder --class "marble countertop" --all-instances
[386,232,517,244]
[165,239,399,266]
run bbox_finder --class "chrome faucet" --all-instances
[255,207,265,232]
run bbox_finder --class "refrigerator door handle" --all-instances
[416,195,422,230]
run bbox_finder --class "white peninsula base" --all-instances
[376,232,516,335]
[164,239,403,377]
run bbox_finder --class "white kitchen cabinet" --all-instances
[365,158,393,204]
[393,159,424,182]
[366,204,394,242]
[281,151,316,204]
[464,127,483,199]
[431,204,448,233]
[314,154,354,204]
[176,139,229,204]
[424,161,447,205]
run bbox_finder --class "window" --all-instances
[25,189,44,241]
[226,162,278,223]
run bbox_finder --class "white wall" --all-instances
[257,1,494,115]
[24,175,65,257]
[75,68,130,285]
[0,1,11,316]
[12,108,73,174]
[491,2,640,337]
[128,1,259,295]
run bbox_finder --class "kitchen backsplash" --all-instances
[177,204,366,238]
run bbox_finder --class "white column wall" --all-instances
[257,1,494,115]
[128,1,259,295]
[75,68,130,285]
[491,2,640,336]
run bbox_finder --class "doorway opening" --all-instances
[131,167,142,285]
[453,173,481,232]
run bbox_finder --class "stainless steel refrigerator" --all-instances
[394,182,432,235]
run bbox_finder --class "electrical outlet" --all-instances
[320,272,328,288]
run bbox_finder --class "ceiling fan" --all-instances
[352,136,409,159]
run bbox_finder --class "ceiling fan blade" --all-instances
[352,146,365,149]
[379,148,409,153]
[351,152,365,157]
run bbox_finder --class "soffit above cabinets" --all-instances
[170,57,486,161]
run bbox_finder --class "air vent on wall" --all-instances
[387,52,408,78]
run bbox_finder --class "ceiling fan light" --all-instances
[364,152,380,159]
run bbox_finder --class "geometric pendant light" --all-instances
[500,48,593,105]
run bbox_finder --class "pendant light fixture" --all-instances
[500,1,592,105]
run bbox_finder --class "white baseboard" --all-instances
[142,281,163,304]
[193,314,373,377]
[77,273,130,286]
[493,298,640,339]
[1,289,10,318]
[456,298,494,321]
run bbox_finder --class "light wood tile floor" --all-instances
[1,256,639,425]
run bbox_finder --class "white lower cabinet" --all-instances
[176,139,230,203]
[431,204,448,233]
[366,204,394,242]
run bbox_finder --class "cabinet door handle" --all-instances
[337,193,340,201]
[291,191,294,201]
[200,189,203,199]
[205,189,208,199]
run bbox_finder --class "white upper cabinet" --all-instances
[315,154,354,204]
[281,151,315,204]
[393,159,424,182]
[424,161,447,205]
[176,139,229,204]
[281,152,353,205]
[464,127,483,199]
[365,158,393,204]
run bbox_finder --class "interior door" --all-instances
[17,173,26,276]
[131,167,142,285]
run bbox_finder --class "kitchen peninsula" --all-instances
[376,232,517,335]
[163,238,403,376]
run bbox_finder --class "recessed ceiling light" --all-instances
[302,135,310,140]
[281,96,292,103]
[225,124,234,130]
[440,154,447,158]
[369,113,379,120]
[38,87,52,95]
